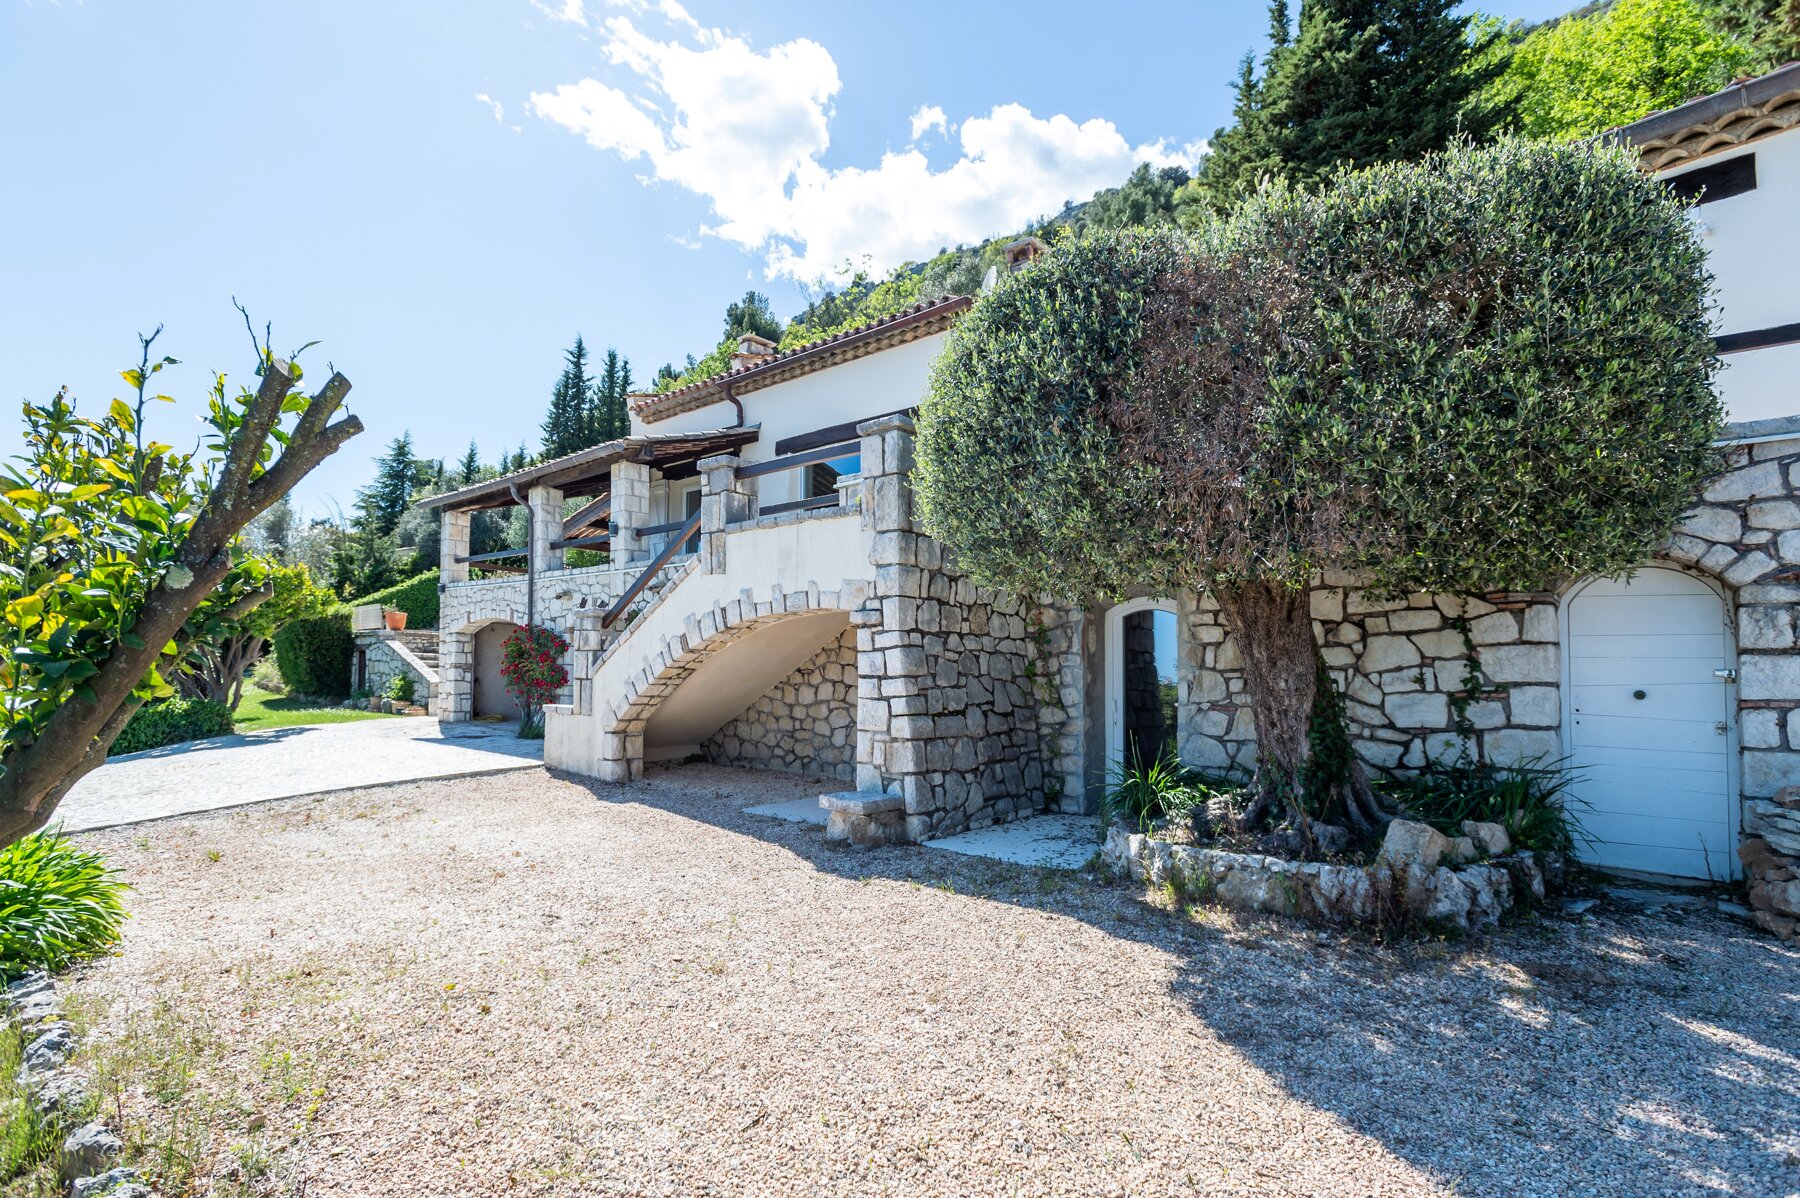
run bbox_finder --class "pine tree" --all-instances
[457,442,481,485]
[541,336,594,459]
[353,432,432,538]
[722,291,782,342]
[1195,0,1507,211]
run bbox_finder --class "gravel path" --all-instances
[62,766,1800,1197]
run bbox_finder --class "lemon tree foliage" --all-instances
[0,328,360,844]
[916,140,1721,836]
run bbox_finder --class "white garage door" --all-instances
[1567,568,1738,881]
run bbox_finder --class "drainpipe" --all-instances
[508,482,535,630]
[721,377,745,428]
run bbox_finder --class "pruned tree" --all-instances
[173,559,335,709]
[0,325,361,844]
[916,140,1721,840]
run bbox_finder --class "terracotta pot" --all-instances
[384,609,408,631]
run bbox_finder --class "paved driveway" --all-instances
[59,718,542,832]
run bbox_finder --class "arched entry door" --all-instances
[1105,599,1179,773]
[1564,567,1738,881]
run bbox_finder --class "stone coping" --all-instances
[821,791,904,814]
[1103,825,1558,932]
[730,504,860,535]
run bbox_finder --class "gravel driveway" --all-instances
[61,765,1800,1197]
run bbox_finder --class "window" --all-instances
[681,486,701,554]
[804,452,861,501]
[1667,154,1755,205]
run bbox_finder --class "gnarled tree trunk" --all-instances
[1212,579,1389,841]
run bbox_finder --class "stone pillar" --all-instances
[853,415,937,840]
[610,461,652,566]
[698,454,755,575]
[437,630,473,722]
[528,484,565,576]
[441,510,471,585]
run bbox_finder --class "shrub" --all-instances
[247,654,285,695]
[500,625,568,737]
[0,831,129,976]
[1376,758,1586,856]
[384,674,416,704]
[273,612,352,697]
[348,568,439,629]
[111,698,235,756]
[1102,751,1233,833]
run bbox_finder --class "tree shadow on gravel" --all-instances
[563,762,1800,1198]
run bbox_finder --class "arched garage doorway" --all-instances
[1564,566,1739,881]
[1104,598,1180,774]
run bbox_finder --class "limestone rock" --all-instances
[19,1023,74,1078]
[1377,820,1450,872]
[1422,867,1473,929]
[72,1167,148,1198]
[1461,820,1512,856]
[59,1123,123,1184]
[1448,836,1478,865]
[1495,852,1547,905]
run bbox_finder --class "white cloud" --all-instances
[529,13,1193,281]
[530,0,587,25]
[909,104,947,141]
[475,92,523,133]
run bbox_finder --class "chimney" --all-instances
[1003,236,1049,273]
[731,332,778,372]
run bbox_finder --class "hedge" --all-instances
[112,697,235,756]
[349,568,439,629]
[273,612,354,697]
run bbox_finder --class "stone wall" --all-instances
[855,416,1059,841]
[703,628,857,780]
[1179,587,1561,777]
[352,632,437,708]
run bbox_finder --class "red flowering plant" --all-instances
[499,624,569,738]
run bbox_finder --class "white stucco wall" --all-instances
[1661,128,1800,425]
[630,333,946,510]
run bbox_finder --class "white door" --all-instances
[1565,567,1737,881]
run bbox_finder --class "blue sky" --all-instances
[0,0,1570,516]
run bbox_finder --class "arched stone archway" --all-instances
[563,584,868,784]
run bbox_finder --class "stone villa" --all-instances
[408,65,1800,929]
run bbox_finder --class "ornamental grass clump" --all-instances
[0,831,128,977]
[917,138,1721,845]
[500,624,569,738]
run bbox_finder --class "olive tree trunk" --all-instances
[1212,579,1389,841]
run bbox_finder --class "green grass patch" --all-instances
[231,687,396,734]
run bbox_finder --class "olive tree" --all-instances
[915,140,1722,837]
[0,327,360,844]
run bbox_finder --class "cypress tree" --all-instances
[588,348,634,444]
[457,441,481,485]
[353,432,430,538]
[541,336,594,459]
[1196,0,1507,211]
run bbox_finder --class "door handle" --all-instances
[1714,668,1738,682]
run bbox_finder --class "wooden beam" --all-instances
[549,535,610,552]
[455,547,528,564]
[759,494,842,517]
[562,497,611,537]
[737,441,859,479]
[1717,322,1800,355]
[773,409,911,457]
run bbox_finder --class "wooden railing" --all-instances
[594,441,860,631]
[600,508,702,628]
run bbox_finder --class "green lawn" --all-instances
[231,686,396,733]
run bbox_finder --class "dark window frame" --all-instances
[1667,153,1756,205]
